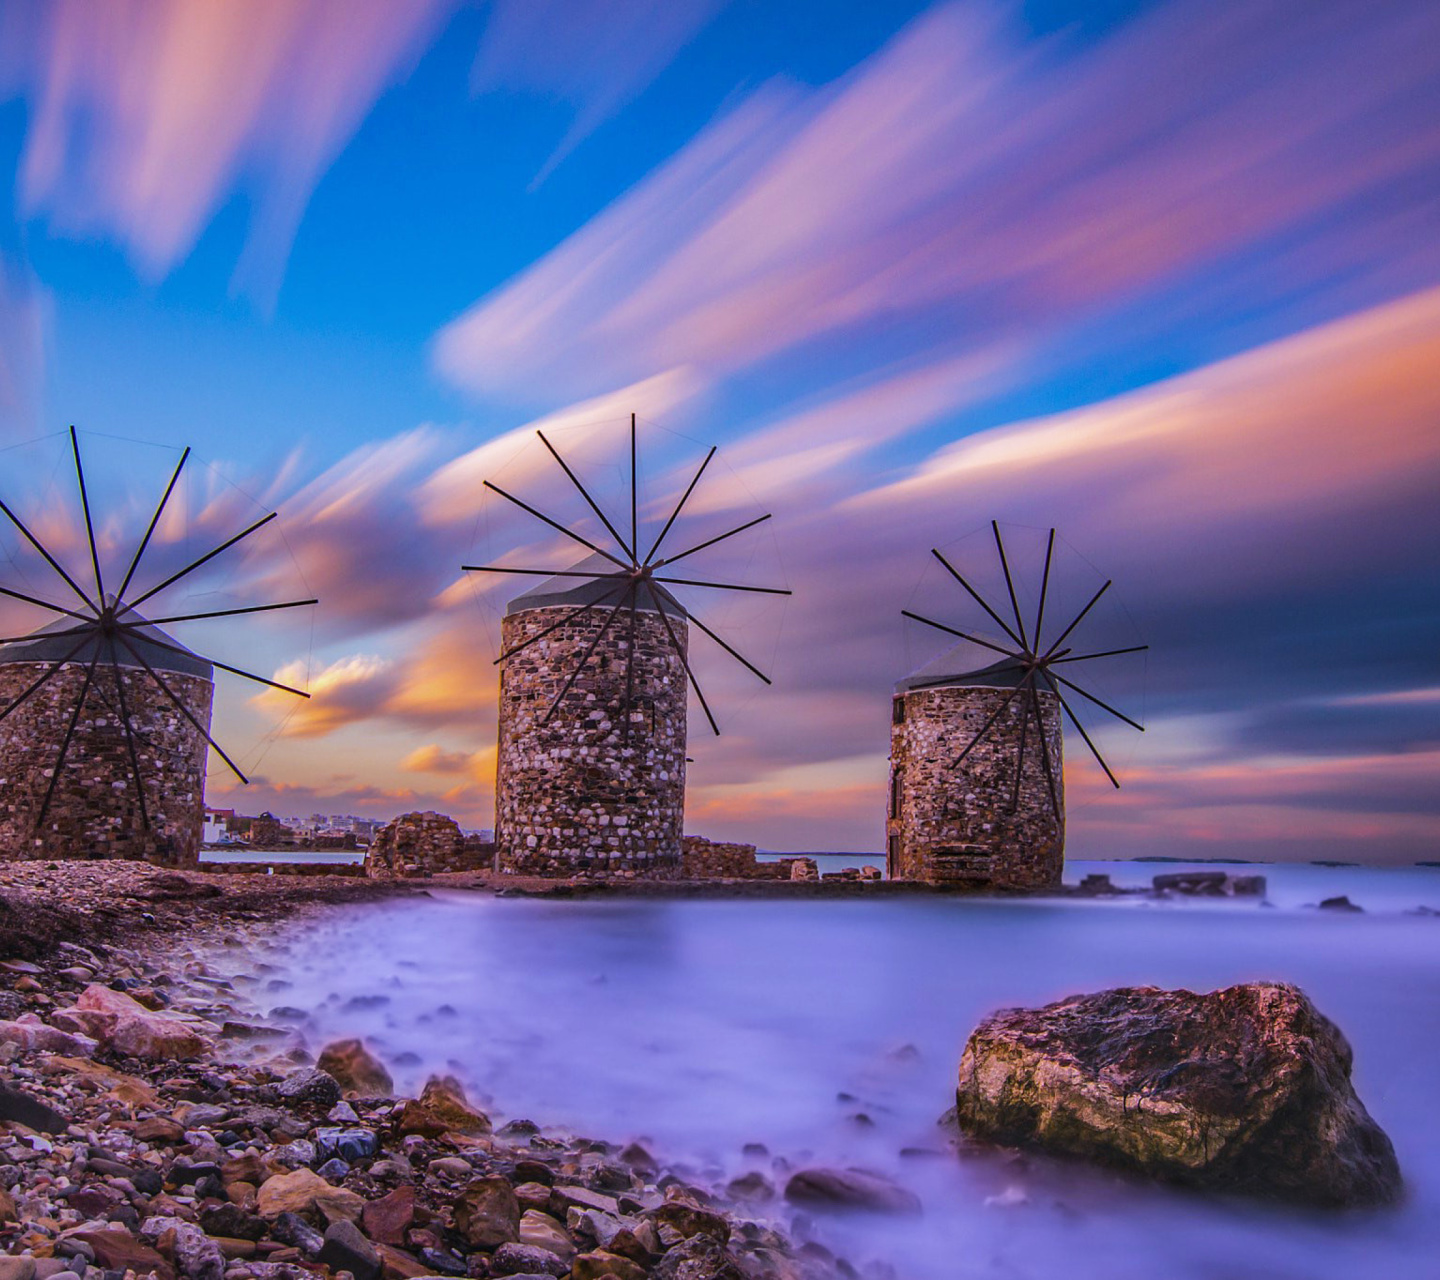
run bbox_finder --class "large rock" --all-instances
[317,1218,382,1280]
[256,1167,365,1222]
[452,1176,521,1248]
[0,1017,97,1057]
[0,1080,68,1133]
[783,1168,921,1215]
[317,1038,394,1097]
[953,982,1401,1207]
[393,1074,490,1136]
[65,984,208,1060]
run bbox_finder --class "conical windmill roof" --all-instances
[505,552,687,619]
[896,648,1056,695]
[0,604,213,679]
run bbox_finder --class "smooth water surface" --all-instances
[235,863,1440,1280]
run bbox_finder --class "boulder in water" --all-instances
[953,982,1401,1207]
[783,1167,921,1214]
[317,1038,394,1097]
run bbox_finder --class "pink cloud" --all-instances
[435,0,1440,403]
[1,0,451,301]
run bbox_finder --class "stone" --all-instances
[270,1211,325,1255]
[199,1202,267,1242]
[0,1017,97,1057]
[393,1075,490,1137]
[452,1176,521,1248]
[519,1210,576,1262]
[0,1080,68,1133]
[490,1243,569,1278]
[70,1229,176,1280]
[0,1186,16,1223]
[276,1067,343,1110]
[0,1258,36,1280]
[571,1252,646,1280]
[515,1181,554,1212]
[315,1126,380,1163]
[136,1116,187,1143]
[1318,895,1364,912]
[317,1039,395,1097]
[723,1171,773,1202]
[645,1195,730,1244]
[952,981,1402,1207]
[137,1216,225,1280]
[318,1217,382,1280]
[783,1168,921,1215]
[649,1236,748,1280]
[256,1167,366,1222]
[362,1185,416,1245]
[365,811,491,878]
[69,983,209,1059]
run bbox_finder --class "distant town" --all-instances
[201,808,493,850]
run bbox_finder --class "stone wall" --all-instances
[887,685,1064,889]
[681,836,790,879]
[365,811,494,878]
[495,605,687,877]
[0,660,211,866]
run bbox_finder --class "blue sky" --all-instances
[0,0,1436,860]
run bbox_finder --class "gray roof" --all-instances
[506,552,686,619]
[896,649,1056,695]
[0,607,213,680]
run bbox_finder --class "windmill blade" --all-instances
[116,446,189,602]
[653,592,719,735]
[952,685,1023,770]
[137,599,319,626]
[0,497,97,613]
[483,480,629,570]
[128,511,278,608]
[493,579,631,666]
[70,427,106,602]
[37,650,102,826]
[991,521,1030,652]
[115,622,311,697]
[900,609,1017,659]
[652,513,773,571]
[1033,528,1056,653]
[1050,670,1144,732]
[1054,685,1121,788]
[537,430,634,561]
[464,566,632,580]
[0,631,94,722]
[686,611,772,685]
[644,445,715,564]
[116,632,251,783]
[1050,644,1150,664]
[0,583,93,623]
[109,653,152,832]
[541,587,632,725]
[930,550,1025,651]
[630,412,638,565]
[1028,682,1065,818]
[653,575,791,596]
[1041,580,1111,661]
[0,621,94,646]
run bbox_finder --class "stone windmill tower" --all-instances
[888,523,1145,889]
[466,416,788,877]
[0,429,315,865]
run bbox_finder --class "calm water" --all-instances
[230,862,1440,1280]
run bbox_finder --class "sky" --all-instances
[0,0,1435,863]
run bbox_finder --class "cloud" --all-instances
[0,0,452,302]
[472,0,724,182]
[253,653,396,737]
[402,742,494,780]
[433,0,1440,405]
[0,258,45,433]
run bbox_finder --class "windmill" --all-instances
[0,428,315,865]
[888,522,1146,888]
[465,414,789,876]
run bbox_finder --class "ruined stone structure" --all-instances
[495,567,688,876]
[0,618,212,865]
[887,656,1064,889]
[365,810,494,878]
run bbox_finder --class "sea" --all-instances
[221,860,1440,1280]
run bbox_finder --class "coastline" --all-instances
[0,862,878,1280]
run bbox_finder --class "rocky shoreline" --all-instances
[0,864,908,1280]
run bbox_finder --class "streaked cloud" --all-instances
[472,0,725,182]
[434,0,1440,405]
[0,0,452,301]
[254,653,396,738]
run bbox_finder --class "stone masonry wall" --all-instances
[887,685,1064,889]
[495,604,687,876]
[680,835,794,879]
[0,660,211,866]
[365,810,495,878]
